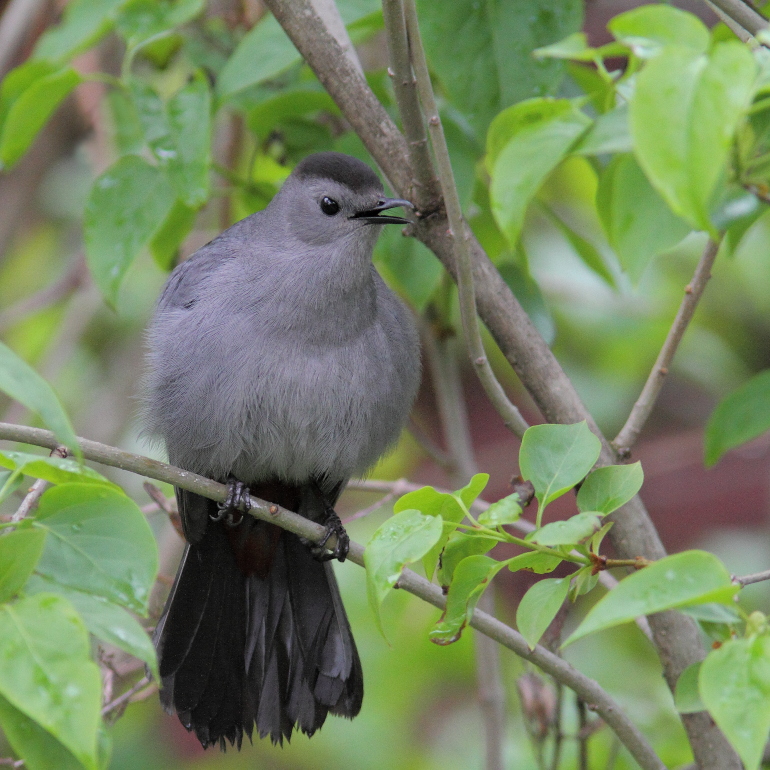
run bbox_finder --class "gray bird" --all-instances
[143,152,421,749]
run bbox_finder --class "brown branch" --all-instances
[614,239,720,454]
[257,4,739,763]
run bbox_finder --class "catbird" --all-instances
[143,152,421,750]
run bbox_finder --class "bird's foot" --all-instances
[210,477,250,527]
[311,508,350,563]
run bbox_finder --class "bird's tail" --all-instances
[153,496,363,749]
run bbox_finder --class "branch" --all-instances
[381,0,439,199]
[0,0,46,77]
[703,0,769,36]
[613,239,719,454]
[401,0,529,439]
[257,5,740,763]
[734,568,770,586]
[0,421,664,770]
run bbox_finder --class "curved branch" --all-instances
[0,421,663,770]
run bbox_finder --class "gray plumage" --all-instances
[143,152,421,749]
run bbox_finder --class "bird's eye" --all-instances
[320,196,340,216]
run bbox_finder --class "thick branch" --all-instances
[258,4,740,764]
[614,239,719,453]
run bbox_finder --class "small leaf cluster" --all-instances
[365,421,644,650]
[0,452,159,770]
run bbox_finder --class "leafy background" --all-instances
[2,0,770,767]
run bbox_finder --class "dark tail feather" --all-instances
[154,492,363,749]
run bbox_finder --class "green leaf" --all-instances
[0,61,57,130]
[0,342,80,456]
[700,636,770,770]
[25,575,158,680]
[576,462,644,515]
[374,226,444,311]
[596,153,691,281]
[217,0,379,100]
[105,88,144,156]
[116,0,204,48]
[519,421,601,511]
[681,602,742,624]
[33,483,158,615]
[528,512,602,547]
[478,493,522,527]
[364,509,444,636]
[217,15,299,99]
[534,32,626,64]
[34,0,128,62]
[704,370,770,466]
[489,99,591,248]
[456,473,489,508]
[675,661,704,714]
[163,77,211,207]
[148,199,197,270]
[564,550,739,646]
[430,555,506,645]
[0,451,115,488]
[0,693,84,770]
[541,203,616,287]
[437,533,498,588]
[506,551,563,574]
[517,576,570,649]
[608,5,710,58]
[0,530,46,603]
[0,67,80,170]
[630,41,756,234]
[572,106,633,156]
[84,155,174,305]
[415,0,583,137]
[393,481,482,581]
[0,594,101,770]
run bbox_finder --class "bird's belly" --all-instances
[193,336,413,484]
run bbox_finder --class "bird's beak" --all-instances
[349,197,415,225]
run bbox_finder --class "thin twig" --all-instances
[549,680,564,770]
[11,445,68,523]
[0,422,664,770]
[381,0,439,202]
[613,239,720,453]
[402,0,529,439]
[101,676,154,717]
[577,697,589,770]
[734,568,770,586]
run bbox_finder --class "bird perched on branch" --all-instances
[143,152,421,749]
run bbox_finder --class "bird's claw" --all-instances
[210,478,251,527]
[311,510,349,563]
